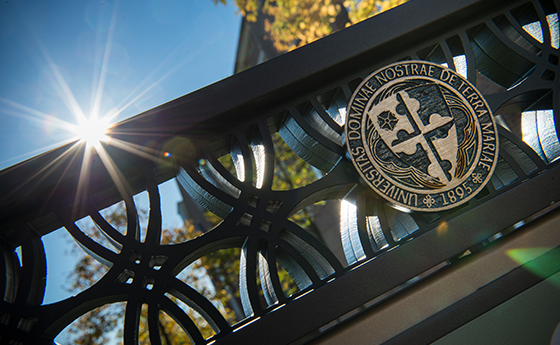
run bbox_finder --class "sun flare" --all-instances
[71,117,112,148]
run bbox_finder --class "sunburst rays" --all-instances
[0,0,232,225]
[0,0,180,219]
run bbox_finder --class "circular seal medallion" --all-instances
[345,61,499,212]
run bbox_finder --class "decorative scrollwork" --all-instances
[1,1,559,344]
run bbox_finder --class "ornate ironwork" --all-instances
[1,0,559,344]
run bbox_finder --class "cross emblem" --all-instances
[368,85,458,184]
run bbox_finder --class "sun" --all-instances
[71,117,112,149]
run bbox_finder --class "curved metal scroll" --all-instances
[1,1,559,344]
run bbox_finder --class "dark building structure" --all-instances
[1,0,560,344]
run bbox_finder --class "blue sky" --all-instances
[0,0,241,169]
[0,0,243,332]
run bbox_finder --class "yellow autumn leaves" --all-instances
[232,0,408,52]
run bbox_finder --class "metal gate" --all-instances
[2,0,560,344]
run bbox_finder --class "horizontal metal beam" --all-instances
[217,163,560,344]
[0,0,510,243]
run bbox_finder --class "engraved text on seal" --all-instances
[345,61,499,211]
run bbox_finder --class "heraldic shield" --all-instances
[368,83,466,189]
[346,61,498,212]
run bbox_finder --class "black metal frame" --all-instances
[384,240,560,345]
[1,0,559,344]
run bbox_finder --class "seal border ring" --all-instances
[344,60,499,212]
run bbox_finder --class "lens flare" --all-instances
[436,221,448,236]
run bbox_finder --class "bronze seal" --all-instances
[345,61,498,212]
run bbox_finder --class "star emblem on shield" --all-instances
[377,111,399,131]
[345,61,499,212]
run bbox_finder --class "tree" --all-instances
[64,136,323,344]
[64,204,235,344]
[215,0,408,54]
[61,2,413,342]
[64,207,126,345]
[64,202,296,344]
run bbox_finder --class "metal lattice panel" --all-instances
[1,0,560,344]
